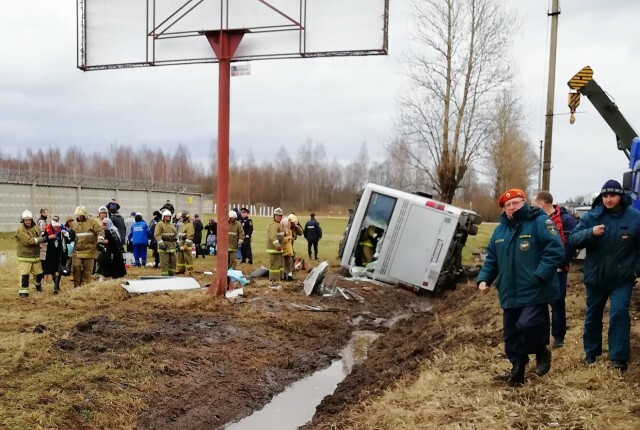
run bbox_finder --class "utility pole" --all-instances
[542,0,560,190]
[538,139,543,190]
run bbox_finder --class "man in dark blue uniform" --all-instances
[240,207,253,264]
[477,188,564,386]
[303,213,323,260]
[569,180,640,372]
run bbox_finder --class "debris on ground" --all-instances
[249,266,269,278]
[290,303,339,312]
[303,261,330,296]
[121,277,201,294]
[228,269,249,286]
[225,288,244,299]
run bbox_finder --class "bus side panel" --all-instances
[387,205,451,288]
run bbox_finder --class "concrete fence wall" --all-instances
[0,182,205,232]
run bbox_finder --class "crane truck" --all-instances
[568,65,640,209]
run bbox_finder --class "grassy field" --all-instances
[0,218,495,428]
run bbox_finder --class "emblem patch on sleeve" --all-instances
[519,241,530,251]
[546,225,557,235]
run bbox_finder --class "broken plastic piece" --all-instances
[303,261,329,296]
[225,288,244,299]
[121,277,201,294]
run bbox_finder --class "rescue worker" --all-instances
[240,207,254,264]
[154,209,177,276]
[128,213,151,267]
[477,189,563,386]
[97,206,109,221]
[283,214,303,281]
[176,211,195,275]
[71,205,104,288]
[15,210,46,297]
[266,208,285,282]
[356,225,381,266]
[227,211,245,270]
[569,180,640,371]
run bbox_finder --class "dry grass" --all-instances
[335,279,640,430]
[0,217,349,429]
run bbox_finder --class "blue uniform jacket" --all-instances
[568,194,640,288]
[128,221,152,245]
[477,204,564,309]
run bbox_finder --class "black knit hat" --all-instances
[600,179,624,196]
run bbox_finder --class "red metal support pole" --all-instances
[205,30,245,296]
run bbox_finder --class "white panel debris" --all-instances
[121,277,202,294]
[303,261,329,296]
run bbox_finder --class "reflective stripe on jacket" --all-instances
[155,220,177,252]
[227,220,244,251]
[71,218,103,259]
[15,223,43,260]
[266,220,284,254]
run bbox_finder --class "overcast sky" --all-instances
[1,0,639,202]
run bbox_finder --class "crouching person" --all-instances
[476,189,563,386]
[15,210,46,298]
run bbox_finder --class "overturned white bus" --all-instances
[339,184,482,292]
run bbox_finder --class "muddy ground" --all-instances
[47,269,640,429]
[51,271,436,429]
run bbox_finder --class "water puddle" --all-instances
[223,331,379,430]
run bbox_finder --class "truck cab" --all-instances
[339,183,482,292]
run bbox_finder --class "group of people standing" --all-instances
[265,209,322,282]
[478,179,639,386]
[15,197,324,296]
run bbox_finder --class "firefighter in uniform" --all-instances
[15,210,46,297]
[155,210,177,276]
[356,225,380,266]
[266,208,285,281]
[240,207,254,264]
[176,211,195,275]
[227,211,245,269]
[70,205,104,288]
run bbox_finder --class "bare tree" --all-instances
[396,0,515,203]
[487,89,538,197]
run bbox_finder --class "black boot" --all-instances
[53,275,61,295]
[536,347,552,377]
[508,360,526,386]
[19,275,30,298]
[35,274,43,293]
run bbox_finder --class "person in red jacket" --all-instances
[532,191,576,349]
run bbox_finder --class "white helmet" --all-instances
[288,214,298,224]
[98,206,108,214]
[21,210,33,220]
[161,209,172,218]
[228,210,237,219]
[74,205,87,216]
[274,207,284,216]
